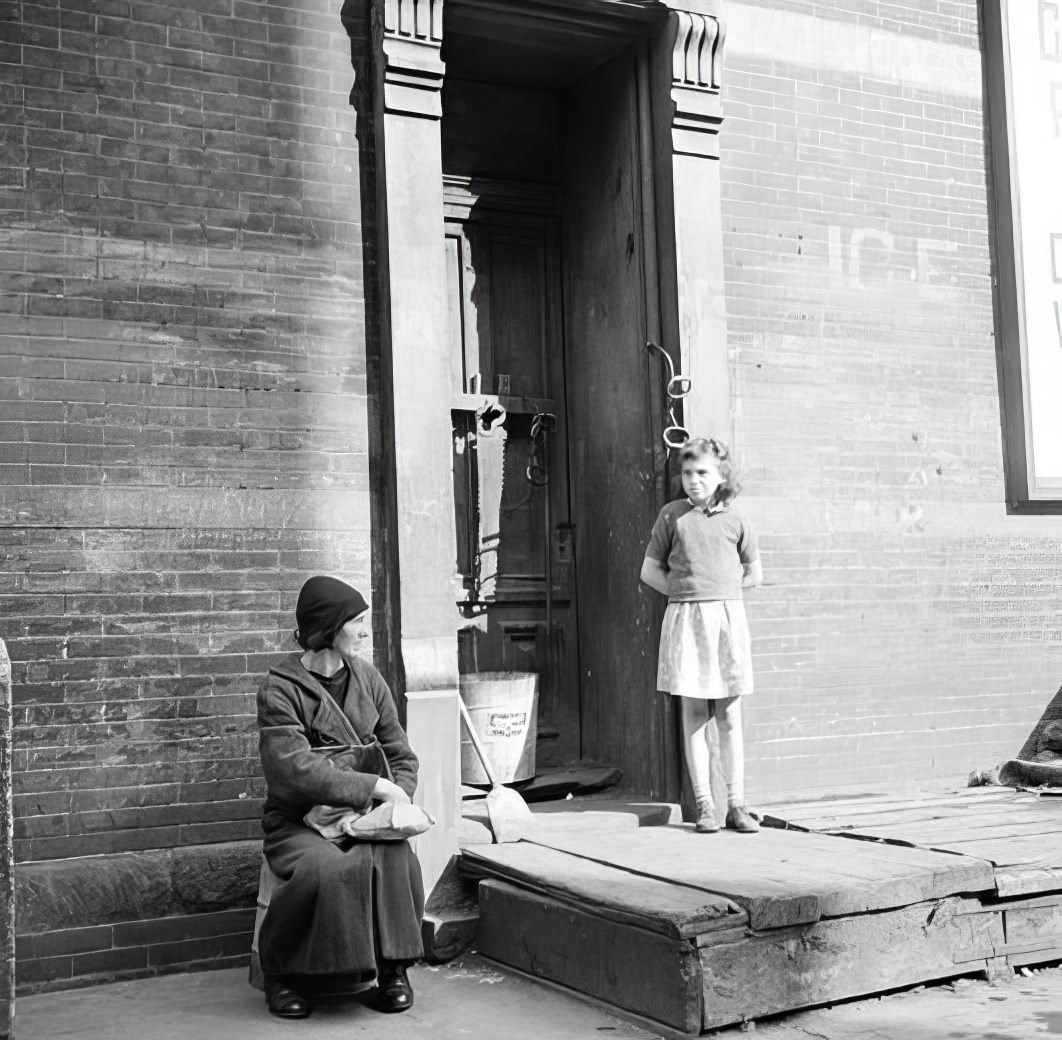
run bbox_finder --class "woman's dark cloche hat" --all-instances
[294,575,368,651]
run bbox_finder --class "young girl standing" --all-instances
[640,437,763,834]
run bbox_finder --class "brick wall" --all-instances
[1,641,12,1038]
[722,0,1062,800]
[5,0,1062,992]
[1,0,376,989]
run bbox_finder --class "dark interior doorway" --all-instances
[440,1,676,795]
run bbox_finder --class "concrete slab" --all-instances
[14,951,1062,1040]
[14,956,660,1040]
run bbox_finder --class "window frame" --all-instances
[983,0,1062,512]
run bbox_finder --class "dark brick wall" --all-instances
[1,641,12,1038]
[721,3,1062,799]
[1,0,375,987]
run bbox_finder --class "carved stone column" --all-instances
[651,2,730,440]
[361,0,460,899]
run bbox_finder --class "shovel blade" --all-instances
[486,786,536,843]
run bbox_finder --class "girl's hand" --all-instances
[372,777,411,805]
[640,557,669,596]
[742,559,763,589]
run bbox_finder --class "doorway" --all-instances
[440,5,676,793]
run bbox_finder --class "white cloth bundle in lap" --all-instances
[304,801,435,842]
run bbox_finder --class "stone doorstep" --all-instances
[460,796,681,844]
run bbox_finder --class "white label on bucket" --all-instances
[486,711,527,738]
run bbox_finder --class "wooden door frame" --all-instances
[342,0,731,883]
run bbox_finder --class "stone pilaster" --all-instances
[366,0,460,899]
[652,2,731,440]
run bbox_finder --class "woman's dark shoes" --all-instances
[264,976,312,1019]
[376,963,414,1013]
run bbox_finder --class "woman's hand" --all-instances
[372,777,411,805]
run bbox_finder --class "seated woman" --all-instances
[255,575,424,1018]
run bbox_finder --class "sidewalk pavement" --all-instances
[14,954,1062,1040]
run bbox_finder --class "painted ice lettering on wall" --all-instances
[824,225,959,292]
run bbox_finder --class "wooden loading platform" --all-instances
[459,788,1062,1035]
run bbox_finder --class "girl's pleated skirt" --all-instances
[657,599,753,700]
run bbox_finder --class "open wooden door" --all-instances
[562,48,675,798]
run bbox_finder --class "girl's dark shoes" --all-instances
[725,804,760,833]
[376,962,414,1013]
[264,976,312,1019]
[694,799,721,833]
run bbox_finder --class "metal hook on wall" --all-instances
[646,340,691,452]
[527,410,556,486]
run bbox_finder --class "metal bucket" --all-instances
[460,671,538,784]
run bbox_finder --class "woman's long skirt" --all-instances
[258,809,425,977]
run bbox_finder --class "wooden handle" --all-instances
[458,698,499,787]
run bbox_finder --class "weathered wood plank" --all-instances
[803,801,1062,833]
[868,819,1062,845]
[761,788,1014,820]
[941,835,1062,868]
[528,827,818,929]
[763,828,1062,892]
[994,866,1062,897]
[823,806,1052,835]
[527,824,995,930]
[476,880,703,1034]
[1005,898,1062,955]
[700,896,1003,1030]
[767,792,1046,831]
[766,790,1062,898]
[461,842,744,939]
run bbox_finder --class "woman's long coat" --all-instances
[256,653,425,977]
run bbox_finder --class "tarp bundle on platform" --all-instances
[998,683,1062,790]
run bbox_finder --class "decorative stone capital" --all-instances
[666,9,725,159]
[378,0,445,120]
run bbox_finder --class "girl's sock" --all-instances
[717,698,746,807]
[680,699,714,806]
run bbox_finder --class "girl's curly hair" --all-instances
[679,437,741,506]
